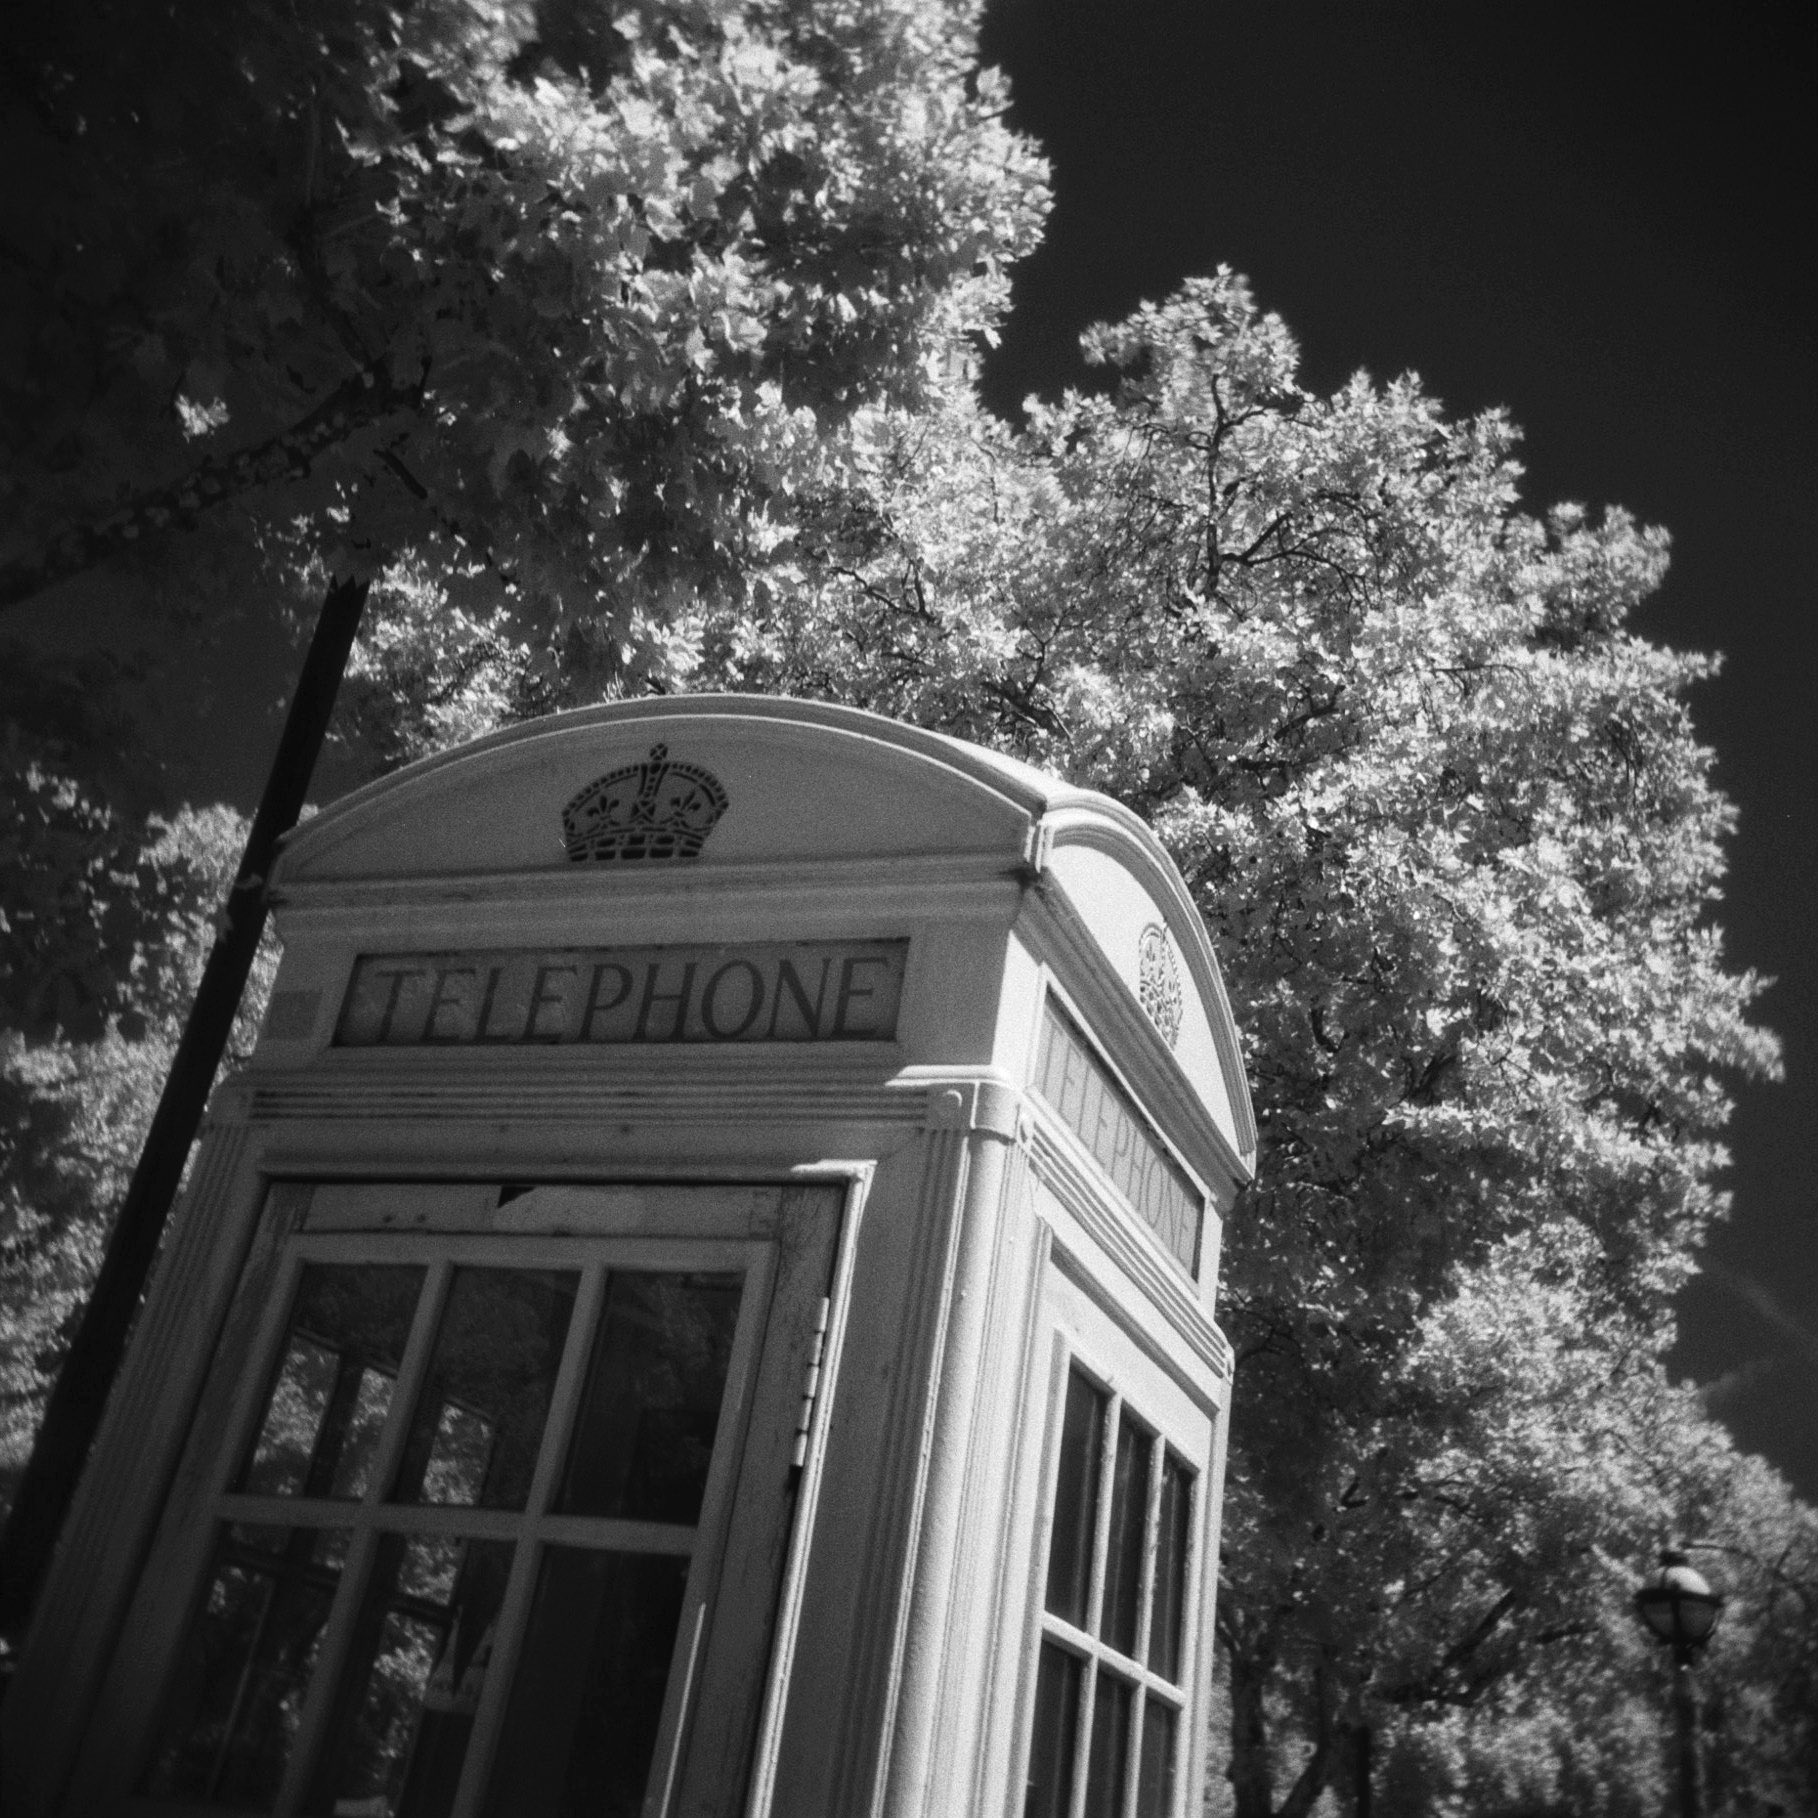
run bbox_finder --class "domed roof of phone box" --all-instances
[274,695,1255,1170]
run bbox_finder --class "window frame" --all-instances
[1016,1263,1215,1818]
[79,1182,838,1818]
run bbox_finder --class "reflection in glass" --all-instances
[334,1364,401,1501]
[142,1524,346,1805]
[556,1272,742,1524]
[395,1269,579,1510]
[1102,1413,1151,1657]
[1084,1672,1132,1818]
[1023,1643,1082,1818]
[421,1402,495,1505]
[1148,1451,1194,1684]
[1136,1698,1178,1818]
[242,1265,423,1498]
[1044,1370,1105,1628]
[307,1534,514,1818]
[484,1548,690,1818]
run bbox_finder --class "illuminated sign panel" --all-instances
[334,941,907,1047]
[1033,999,1202,1275]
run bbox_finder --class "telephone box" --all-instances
[4,696,1254,1818]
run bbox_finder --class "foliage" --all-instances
[1,0,1047,1013]
[1,0,1046,643]
[0,651,184,1041]
[1353,1241,1818,1817]
[0,801,273,1508]
[695,271,1803,1813]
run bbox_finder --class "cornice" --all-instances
[269,848,1032,932]
[225,1060,1031,1138]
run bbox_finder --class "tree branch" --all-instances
[1382,1586,1523,1708]
[0,362,420,612]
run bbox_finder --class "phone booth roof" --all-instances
[273,695,1255,1175]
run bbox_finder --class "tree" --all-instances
[1340,1236,1817,1817]
[1,0,1049,1024]
[690,271,1797,1812]
[2,0,1046,616]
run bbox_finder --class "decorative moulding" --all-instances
[562,741,730,862]
[1138,922,1184,1049]
[1017,889,1248,1199]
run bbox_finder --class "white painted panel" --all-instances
[282,715,1030,881]
[1046,842,1238,1153]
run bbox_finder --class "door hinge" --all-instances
[789,1296,832,1479]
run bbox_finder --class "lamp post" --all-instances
[1633,1549,1724,1818]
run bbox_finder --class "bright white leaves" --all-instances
[692,266,1800,1803]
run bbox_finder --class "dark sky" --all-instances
[976,1,1818,1495]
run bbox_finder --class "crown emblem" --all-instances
[562,743,729,862]
[1138,924,1183,1048]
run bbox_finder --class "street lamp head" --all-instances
[1634,1549,1725,1654]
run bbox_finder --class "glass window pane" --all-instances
[333,1365,403,1500]
[1044,1369,1105,1627]
[304,1534,514,1818]
[242,1265,423,1498]
[141,1524,347,1805]
[1148,1451,1194,1683]
[555,1272,743,1524]
[394,1269,579,1511]
[1022,1642,1082,1818]
[483,1547,690,1818]
[1083,1671,1133,1818]
[1102,1413,1151,1658]
[1136,1698,1178,1818]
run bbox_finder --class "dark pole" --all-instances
[1671,1648,1702,1818]
[0,575,370,1645]
[1356,1722,1372,1818]
[1635,1551,1721,1818]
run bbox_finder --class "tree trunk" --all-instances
[1226,1628,1348,1818]
[1227,1630,1278,1818]
[1275,1661,1339,1818]
[0,370,408,612]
